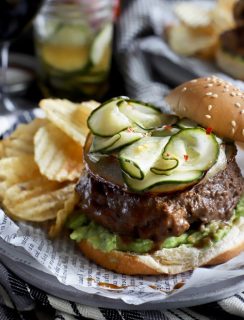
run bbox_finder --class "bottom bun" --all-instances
[216,49,244,80]
[79,217,244,275]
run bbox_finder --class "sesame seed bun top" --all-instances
[165,76,244,142]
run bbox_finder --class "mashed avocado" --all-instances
[69,196,244,253]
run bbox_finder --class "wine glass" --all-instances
[0,0,44,114]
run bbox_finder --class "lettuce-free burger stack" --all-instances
[68,76,244,275]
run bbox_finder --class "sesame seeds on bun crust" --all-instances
[165,76,244,142]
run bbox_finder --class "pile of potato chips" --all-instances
[0,99,99,237]
[166,0,237,58]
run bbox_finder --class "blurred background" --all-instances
[2,0,123,109]
[1,0,244,113]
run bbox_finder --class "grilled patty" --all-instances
[76,148,244,243]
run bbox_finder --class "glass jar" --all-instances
[34,0,114,101]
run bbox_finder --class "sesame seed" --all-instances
[190,79,197,83]
[224,85,229,89]
[242,129,244,136]
[231,120,236,127]
[230,92,235,97]
[207,77,211,81]
[208,104,213,111]
[237,92,242,96]
[182,87,187,92]
[235,102,241,108]
[240,110,244,114]
[205,115,211,119]
[223,89,229,93]
[205,92,213,96]
[231,128,236,135]
[212,94,218,98]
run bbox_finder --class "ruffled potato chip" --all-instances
[167,24,217,57]
[0,156,40,200]
[0,142,4,159]
[3,180,75,222]
[0,155,76,222]
[210,0,236,34]
[1,118,47,158]
[0,101,90,226]
[39,99,99,146]
[34,123,84,182]
[49,191,79,237]
[174,2,211,28]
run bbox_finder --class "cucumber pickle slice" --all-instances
[119,128,219,190]
[150,155,179,175]
[177,118,198,129]
[90,134,121,152]
[152,127,179,137]
[87,96,221,193]
[87,97,131,137]
[119,137,170,180]
[123,170,204,192]
[91,131,144,153]
[90,23,113,72]
[105,131,144,152]
[163,128,219,172]
[119,100,162,130]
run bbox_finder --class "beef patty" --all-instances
[76,148,244,243]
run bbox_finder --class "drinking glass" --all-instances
[0,0,44,114]
[34,0,114,101]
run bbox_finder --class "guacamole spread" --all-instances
[69,196,244,253]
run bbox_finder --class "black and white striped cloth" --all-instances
[116,0,171,110]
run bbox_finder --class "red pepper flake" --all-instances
[206,127,213,134]
[184,154,189,161]
[127,127,134,133]
[164,125,172,131]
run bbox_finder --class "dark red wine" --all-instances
[0,0,44,43]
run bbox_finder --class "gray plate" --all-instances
[1,247,244,310]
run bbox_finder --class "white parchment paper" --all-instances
[0,147,243,305]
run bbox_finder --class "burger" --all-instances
[67,76,244,275]
[216,0,244,79]
[216,26,244,80]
